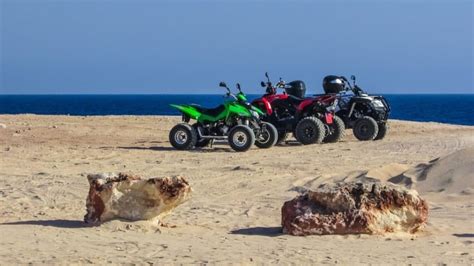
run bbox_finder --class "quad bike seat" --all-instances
[190,104,226,117]
[287,94,305,105]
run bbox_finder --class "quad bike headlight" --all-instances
[250,110,259,119]
[373,100,385,108]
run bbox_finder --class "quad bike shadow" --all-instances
[117,143,234,153]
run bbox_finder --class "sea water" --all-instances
[0,94,473,126]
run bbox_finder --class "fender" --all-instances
[227,102,252,119]
[316,94,337,105]
[265,93,289,103]
[251,105,265,116]
[261,97,273,115]
[350,97,372,104]
[170,104,201,120]
[252,98,273,115]
[254,93,291,116]
[297,99,335,125]
[296,98,314,112]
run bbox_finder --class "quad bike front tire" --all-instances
[228,125,255,152]
[254,122,278,149]
[192,123,211,147]
[374,122,388,140]
[353,116,379,141]
[169,123,198,150]
[294,116,326,145]
[323,115,346,143]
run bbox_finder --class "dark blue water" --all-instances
[0,94,473,126]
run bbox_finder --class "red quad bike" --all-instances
[252,72,345,145]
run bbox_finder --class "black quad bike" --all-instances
[322,75,391,141]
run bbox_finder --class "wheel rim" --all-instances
[174,130,188,145]
[359,123,370,137]
[324,124,332,136]
[303,125,315,138]
[233,131,248,147]
[257,128,270,144]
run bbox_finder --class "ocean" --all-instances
[0,94,473,126]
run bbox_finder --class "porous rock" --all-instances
[84,173,192,224]
[282,181,428,235]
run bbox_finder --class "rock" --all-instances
[84,173,192,225]
[282,181,428,236]
[0,123,6,129]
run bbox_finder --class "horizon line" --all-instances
[1,92,473,96]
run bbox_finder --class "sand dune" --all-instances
[336,148,474,195]
[413,148,474,194]
[0,115,473,264]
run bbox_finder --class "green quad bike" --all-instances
[169,82,278,152]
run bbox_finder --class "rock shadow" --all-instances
[453,233,474,238]
[1,219,89,229]
[230,226,283,237]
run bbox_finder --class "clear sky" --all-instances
[1,0,473,94]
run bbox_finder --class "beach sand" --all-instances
[0,115,473,264]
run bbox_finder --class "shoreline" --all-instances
[1,114,473,128]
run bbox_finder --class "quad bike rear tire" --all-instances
[374,122,388,140]
[169,123,198,150]
[255,122,278,149]
[353,116,379,141]
[294,116,326,145]
[323,115,346,143]
[228,125,255,152]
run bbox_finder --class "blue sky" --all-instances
[1,0,472,94]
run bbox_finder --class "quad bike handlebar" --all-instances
[340,76,366,96]
[261,72,289,95]
[219,81,252,105]
[219,81,239,100]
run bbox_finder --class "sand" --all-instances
[0,115,473,264]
